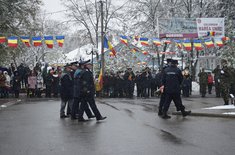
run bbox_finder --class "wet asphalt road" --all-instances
[0,98,235,155]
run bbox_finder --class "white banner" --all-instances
[196,18,224,37]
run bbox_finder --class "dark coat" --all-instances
[80,69,95,96]
[60,73,73,100]
[162,65,183,94]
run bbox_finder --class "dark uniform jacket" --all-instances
[162,65,183,94]
[60,72,73,100]
[80,69,95,96]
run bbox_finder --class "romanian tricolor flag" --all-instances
[104,36,116,56]
[32,36,42,46]
[183,39,192,51]
[97,68,103,90]
[174,40,182,49]
[134,36,139,41]
[193,39,203,51]
[207,31,215,36]
[140,37,149,46]
[0,36,6,43]
[214,38,224,47]
[56,36,65,47]
[204,38,214,48]
[152,38,161,46]
[20,36,30,47]
[8,36,18,48]
[120,35,128,45]
[44,36,54,48]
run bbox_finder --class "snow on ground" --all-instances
[203,105,235,110]
[222,112,235,115]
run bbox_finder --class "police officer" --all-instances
[78,61,106,121]
[158,58,172,116]
[220,59,231,105]
[161,60,191,119]
[71,60,94,120]
[60,64,73,118]
[123,67,135,98]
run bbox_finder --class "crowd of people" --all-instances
[1,58,234,119]
[198,59,235,105]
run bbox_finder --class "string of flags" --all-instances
[0,36,65,48]
[117,34,232,52]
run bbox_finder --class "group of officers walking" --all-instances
[60,60,106,122]
[60,58,193,121]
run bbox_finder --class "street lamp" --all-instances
[86,45,98,73]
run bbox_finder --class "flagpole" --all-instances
[100,0,105,74]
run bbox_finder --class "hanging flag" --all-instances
[152,38,161,46]
[174,40,182,49]
[44,36,54,48]
[104,36,116,56]
[221,36,229,41]
[207,31,215,36]
[140,37,149,46]
[204,38,214,48]
[183,39,192,51]
[32,36,42,46]
[56,36,65,47]
[193,39,203,51]
[20,36,30,47]
[0,36,6,43]
[97,68,103,90]
[134,35,139,41]
[8,36,18,48]
[120,35,128,45]
[131,48,138,53]
[214,38,224,47]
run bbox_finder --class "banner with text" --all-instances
[196,18,224,38]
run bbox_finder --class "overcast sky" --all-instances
[41,0,66,21]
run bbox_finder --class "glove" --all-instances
[221,70,224,74]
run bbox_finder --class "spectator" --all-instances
[208,72,214,94]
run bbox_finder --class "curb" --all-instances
[0,99,22,110]
[172,111,235,118]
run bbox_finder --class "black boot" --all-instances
[181,110,191,117]
[162,112,171,119]
[158,109,163,116]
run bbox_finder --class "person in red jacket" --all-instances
[207,72,214,94]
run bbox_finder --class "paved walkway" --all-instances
[1,93,235,118]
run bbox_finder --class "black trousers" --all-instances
[79,94,102,119]
[72,97,93,119]
[163,93,185,113]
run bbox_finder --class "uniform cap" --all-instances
[171,60,178,64]
[166,58,172,63]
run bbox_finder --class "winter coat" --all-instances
[162,65,183,94]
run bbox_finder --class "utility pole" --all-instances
[100,0,105,74]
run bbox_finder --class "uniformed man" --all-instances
[71,60,94,120]
[161,60,191,119]
[220,59,231,105]
[78,61,106,121]
[212,65,221,97]
[60,64,73,118]
[158,58,172,116]
[198,68,208,97]
[123,67,135,98]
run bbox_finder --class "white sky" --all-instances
[41,0,66,21]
